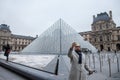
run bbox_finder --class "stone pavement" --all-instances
[0,66,27,80]
[107,72,120,80]
[87,72,120,80]
[0,55,120,80]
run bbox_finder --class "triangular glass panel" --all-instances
[21,19,97,54]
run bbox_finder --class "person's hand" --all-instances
[88,71,93,75]
[88,70,96,75]
[71,42,76,48]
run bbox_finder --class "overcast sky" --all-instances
[0,0,120,37]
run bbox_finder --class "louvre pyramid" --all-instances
[21,19,97,54]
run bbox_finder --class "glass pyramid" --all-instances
[21,19,97,54]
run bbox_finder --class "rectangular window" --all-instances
[118,35,120,40]
[94,38,96,42]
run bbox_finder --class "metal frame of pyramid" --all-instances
[21,19,97,54]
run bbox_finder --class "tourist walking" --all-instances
[3,44,11,61]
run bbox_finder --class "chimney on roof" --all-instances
[109,10,112,19]
[36,35,38,38]
[93,15,95,20]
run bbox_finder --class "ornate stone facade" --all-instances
[0,24,35,51]
[80,11,120,51]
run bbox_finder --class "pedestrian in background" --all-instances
[3,44,11,61]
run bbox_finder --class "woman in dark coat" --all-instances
[3,44,11,61]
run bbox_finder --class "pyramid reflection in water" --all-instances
[22,19,97,54]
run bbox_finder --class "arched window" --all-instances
[116,44,120,51]
[100,45,104,51]
[100,36,102,41]
[99,24,102,30]
[94,38,96,42]
[107,35,110,41]
[106,23,108,29]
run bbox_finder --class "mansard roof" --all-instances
[0,24,11,32]
[93,12,110,23]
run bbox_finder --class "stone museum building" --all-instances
[80,11,120,51]
[0,24,35,51]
